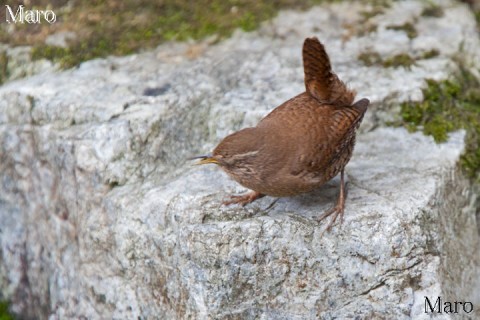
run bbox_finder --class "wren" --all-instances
[192,37,369,230]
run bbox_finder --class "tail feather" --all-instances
[303,37,356,106]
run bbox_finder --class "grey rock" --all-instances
[45,31,77,48]
[0,0,479,319]
[0,44,58,84]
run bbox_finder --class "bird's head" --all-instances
[189,128,261,168]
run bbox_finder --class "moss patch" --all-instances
[358,48,440,69]
[355,1,392,36]
[358,0,392,19]
[421,4,444,18]
[359,6,386,21]
[386,22,418,39]
[474,10,480,35]
[382,53,416,69]
[0,52,8,84]
[2,0,348,69]
[357,51,383,66]
[0,301,14,320]
[396,65,480,180]
[358,51,415,69]
[419,49,440,59]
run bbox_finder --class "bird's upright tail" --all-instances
[302,37,356,106]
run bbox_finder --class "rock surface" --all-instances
[1,0,479,319]
[0,44,57,84]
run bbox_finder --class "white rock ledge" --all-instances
[0,0,479,319]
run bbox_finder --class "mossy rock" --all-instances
[398,65,480,181]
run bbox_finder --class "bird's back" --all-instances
[212,37,368,197]
[252,37,368,194]
[256,93,367,194]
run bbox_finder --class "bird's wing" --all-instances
[290,98,369,176]
[302,37,355,106]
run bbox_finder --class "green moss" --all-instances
[31,35,130,68]
[419,49,440,60]
[382,53,416,69]
[421,4,444,18]
[360,7,386,20]
[358,49,439,69]
[397,66,480,180]
[31,46,70,68]
[4,1,396,69]
[358,0,392,20]
[358,51,416,69]
[357,51,383,66]
[386,22,418,39]
[0,51,8,84]
[0,301,14,320]
[25,0,341,68]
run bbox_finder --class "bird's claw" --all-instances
[223,191,264,206]
[317,204,344,231]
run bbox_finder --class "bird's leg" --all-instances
[223,191,265,206]
[317,169,347,231]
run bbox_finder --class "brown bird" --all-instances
[192,37,368,230]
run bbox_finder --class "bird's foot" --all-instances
[317,170,348,233]
[316,203,345,231]
[223,191,264,207]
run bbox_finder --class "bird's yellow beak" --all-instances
[196,157,219,165]
[188,155,220,165]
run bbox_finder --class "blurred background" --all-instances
[0,0,354,81]
[0,0,476,80]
